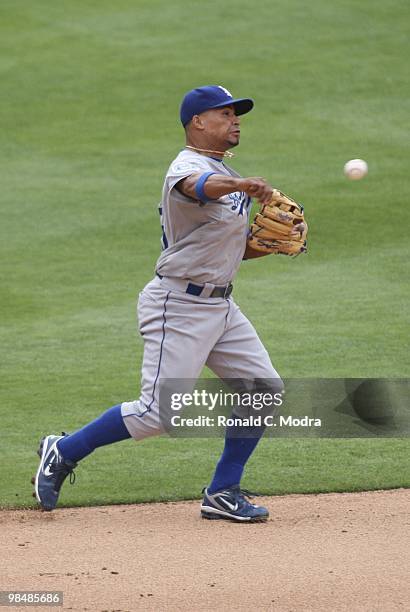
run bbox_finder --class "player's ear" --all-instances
[191,115,205,131]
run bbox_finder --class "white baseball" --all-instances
[344,158,368,180]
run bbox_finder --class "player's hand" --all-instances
[238,177,274,205]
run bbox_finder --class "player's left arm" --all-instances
[176,173,273,204]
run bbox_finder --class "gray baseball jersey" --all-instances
[155,149,252,285]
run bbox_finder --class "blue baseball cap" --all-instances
[180,85,254,127]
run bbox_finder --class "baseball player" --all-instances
[34,85,288,522]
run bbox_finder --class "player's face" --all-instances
[199,105,241,149]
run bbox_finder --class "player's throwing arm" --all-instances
[180,173,308,259]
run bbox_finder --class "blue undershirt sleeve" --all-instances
[195,172,217,203]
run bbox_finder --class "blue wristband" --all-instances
[195,172,216,203]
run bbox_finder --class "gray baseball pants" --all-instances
[121,276,281,440]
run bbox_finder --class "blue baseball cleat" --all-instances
[201,486,269,522]
[33,434,77,511]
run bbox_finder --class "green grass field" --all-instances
[1,0,409,509]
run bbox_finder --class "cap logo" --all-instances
[217,86,233,98]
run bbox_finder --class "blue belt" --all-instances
[156,273,233,298]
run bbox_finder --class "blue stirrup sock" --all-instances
[207,423,265,494]
[57,404,131,463]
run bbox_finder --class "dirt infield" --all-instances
[1,489,409,611]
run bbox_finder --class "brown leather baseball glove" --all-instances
[247,189,308,256]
